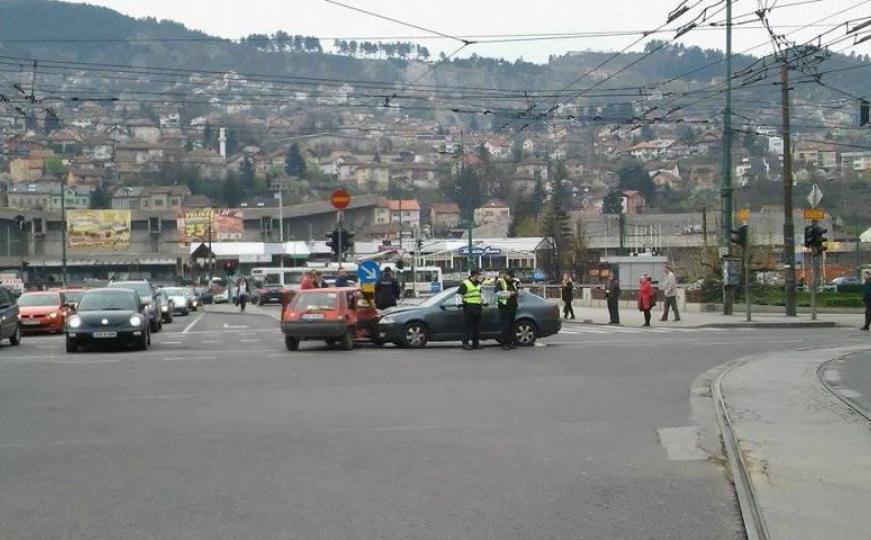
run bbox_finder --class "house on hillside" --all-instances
[474,200,511,226]
[111,185,190,210]
[373,199,421,230]
[430,202,462,232]
[621,190,646,215]
[9,158,45,183]
[629,141,659,161]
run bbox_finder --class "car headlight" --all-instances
[129,315,144,327]
[380,315,396,324]
[48,312,58,319]
[69,315,82,329]
[161,305,168,312]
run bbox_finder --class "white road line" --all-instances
[239,338,260,343]
[199,339,221,344]
[181,313,203,334]
[160,341,183,345]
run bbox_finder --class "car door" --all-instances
[427,291,466,340]
[0,288,18,339]
[479,286,502,338]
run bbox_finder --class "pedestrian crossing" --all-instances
[558,325,751,335]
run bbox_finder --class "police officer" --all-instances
[458,269,484,350]
[495,268,519,350]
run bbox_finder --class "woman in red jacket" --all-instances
[637,274,654,327]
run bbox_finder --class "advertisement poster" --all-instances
[67,210,132,249]
[177,208,244,243]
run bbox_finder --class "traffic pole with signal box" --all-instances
[731,214,751,321]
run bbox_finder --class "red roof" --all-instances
[385,199,420,211]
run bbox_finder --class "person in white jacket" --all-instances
[661,265,681,322]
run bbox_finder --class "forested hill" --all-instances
[0,0,868,104]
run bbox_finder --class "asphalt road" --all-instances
[829,349,871,416]
[1,308,868,540]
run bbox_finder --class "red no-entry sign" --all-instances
[330,188,351,210]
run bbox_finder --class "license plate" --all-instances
[301,313,325,320]
[23,320,41,325]
[93,331,117,338]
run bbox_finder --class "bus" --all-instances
[251,263,360,290]
[379,263,444,296]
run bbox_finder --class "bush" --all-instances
[824,297,864,308]
[836,284,864,294]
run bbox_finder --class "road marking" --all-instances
[223,323,250,330]
[160,341,183,345]
[163,355,217,361]
[239,338,260,343]
[182,313,203,334]
[657,426,707,461]
[199,339,220,344]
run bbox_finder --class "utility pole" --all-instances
[60,177,67,286]
[277,188,284,268]
[721,0,734,316]
[744,226,751,322]
[781,62,797,316]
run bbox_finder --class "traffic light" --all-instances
[804,224,814,249]
[325,228,354,257]
[730,225,748,248]
[326,229,340,257]
[816,225,828,254]
[804,223,828,254]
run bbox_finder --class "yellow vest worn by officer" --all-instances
[496,277,511,306]
[461,279,483,305]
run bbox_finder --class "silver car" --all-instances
[161,287,192,316]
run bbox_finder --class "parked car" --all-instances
[66,288,150,352]
[280,287,379,351]
[18,290,74,334]
[213,288,229,304]
[107,280,163,333]
[0,286,21,346]
[377,287,561,348]
[162,287,192,316]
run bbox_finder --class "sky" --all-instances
[65,0,871,63]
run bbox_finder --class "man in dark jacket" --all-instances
[495,269,519,350]
[374,268,401,310]
[862,271,871,331]
[605,274,621,325]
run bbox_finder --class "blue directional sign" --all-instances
[357,260,382,284]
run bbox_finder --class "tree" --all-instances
[570,220,589,278]
[239,155,255,193]
[89,184,111,209]
[284,143,306,177]
[617,160,656,199]
[453,165,481,225]
[203,122,214,148]
[221,173,243,206]
[44,156,67,177]
[539,169,573,276]
[602,190,624,214]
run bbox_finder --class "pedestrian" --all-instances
[638,274,654,327]
[334,269,351,288]
[374,267,401,310]
[862,271,871,331]
[237,277,250,312]
[561,273,576,320]
[605,273,621,324]
[300,270,316,290]
[660,264,681,322]
[313,271,328,288]
[496,268,520,350]
[459,269,484,350]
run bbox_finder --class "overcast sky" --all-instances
[66,0,871,63]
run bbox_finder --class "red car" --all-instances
[18,291,75,334]
[280,287,379,351]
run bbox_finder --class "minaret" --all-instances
[219,127,227,159]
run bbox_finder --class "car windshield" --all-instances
[78,291,138,311]
[18,293,60,307]
[163,288,185,296]
[62,291,84,304]
[110,282,151,297]
[418,288,459,307]
[293,292,338,311]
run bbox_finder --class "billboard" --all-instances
[67,210,132,249]
[177,208,243,243]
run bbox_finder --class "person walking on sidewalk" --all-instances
[638,274,654,327]
[862,271,871,331]
[458,269,484,350]
[561,273,576,320]
[660,264,681,321]
[605,274,621,324]
[496,269,520,350]
[237,277,250,312]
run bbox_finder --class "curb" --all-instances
[817,352,871,424]
[713,358,769,540]
[563,319,838,329]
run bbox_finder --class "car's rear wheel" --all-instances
[401,322,428,348]
[65,337,77,353]
[513,319,538,346]
[340,332,354,351]
[136,333,148,351]
[150,317,159,333]
[284,336,300,351]
[9,325,21,346]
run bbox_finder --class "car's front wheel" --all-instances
[513,319,538,346]
[285,336,300,351]
[340,332,354,351]
[136,332,148,351]
[9,325,21,346]
[401,322,429,348]
[65,337,77,353]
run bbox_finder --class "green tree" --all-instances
[453,165,481,225]
[89,184,111,209]
[221,173,243,206]
[539,171,573,276]
[284,143,306,177]
[602,190,624,214]
[44,156,67,177]
[617,160,656,199]
[239,155,255,193]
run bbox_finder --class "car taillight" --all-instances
[259,289,268,295]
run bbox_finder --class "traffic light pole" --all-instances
[810,251,818,321]
[721,0,734,316]
[336,211,343,264]
[781,63,797,317]
[744,229,751,322]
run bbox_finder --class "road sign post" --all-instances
[357,260,381,297]
[331,189,351,264]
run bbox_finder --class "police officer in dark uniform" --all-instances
[458,269,484,350]
[495,268,519,350]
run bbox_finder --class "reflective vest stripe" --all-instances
[497,277,509,305]
[462,279,482,304]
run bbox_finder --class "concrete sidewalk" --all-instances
[561,305,848,328]
[716,345,871,539]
